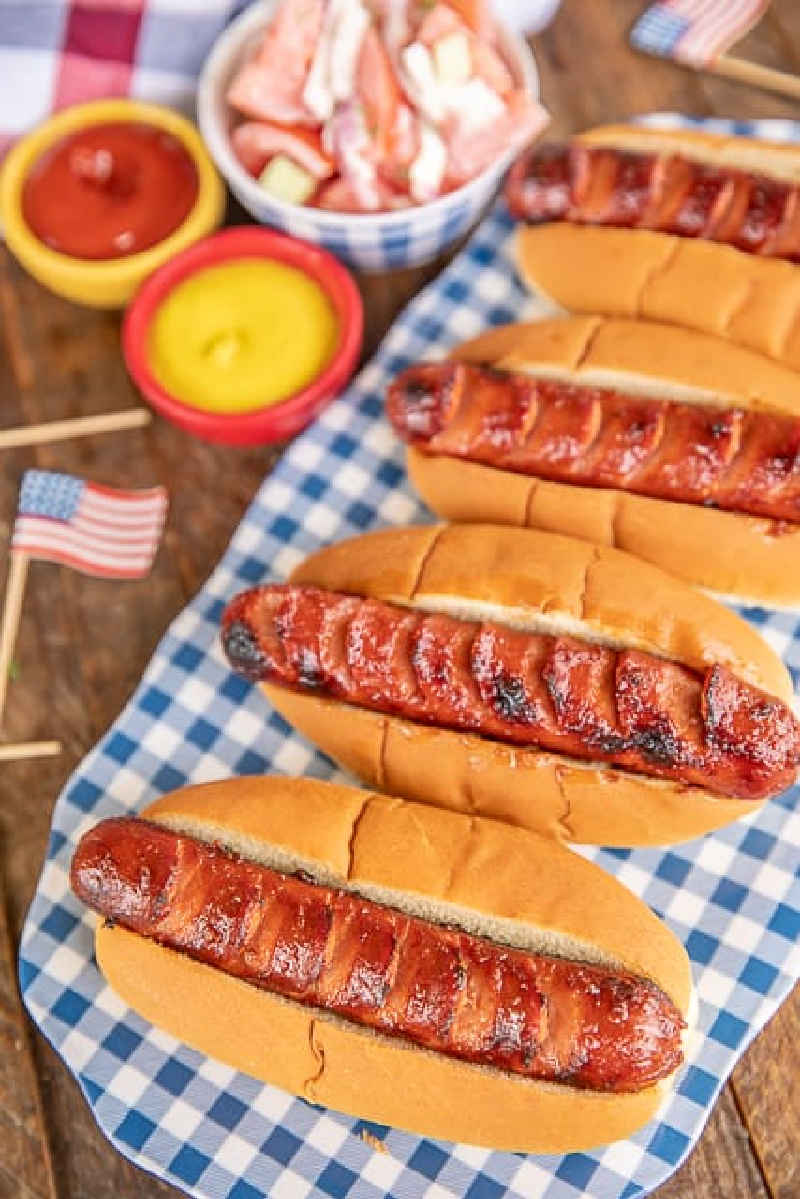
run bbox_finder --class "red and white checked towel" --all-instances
[0,0,252,157]
[0,1,564,160]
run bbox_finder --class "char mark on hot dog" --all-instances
[506,143,800,260]
[387,362,800,524]
[71,814,686,1093]
[221,585,800,801]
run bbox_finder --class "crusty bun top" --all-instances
[144,775,693,1013]
[577,123,800,185]
[289,524,794,703]
[451,314,800,416]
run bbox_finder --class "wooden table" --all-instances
[1,2,798,1196]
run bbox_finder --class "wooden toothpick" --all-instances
[710,53,800,100]
[0,740,62,762]
[0,408,151,451]
[0,552,30,727]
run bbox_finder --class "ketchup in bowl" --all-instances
[21,122,200,260]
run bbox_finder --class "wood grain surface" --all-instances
[0,1,798,1196]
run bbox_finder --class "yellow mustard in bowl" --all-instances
[147,259,340,414]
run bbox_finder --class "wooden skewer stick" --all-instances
[0,407,151,451]
[681,52,800,101]
[0,740,62,762]
[694,54,800,101]
[0,552,30,727]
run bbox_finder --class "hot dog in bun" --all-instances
[507,124,800,371]
[221,524,799,846]
[71,776,694,1153]
[388,315,800,606]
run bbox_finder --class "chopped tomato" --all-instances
[227,0,325,125]
[415,3,466,46]
[469,37,515,95]
[253,0,325,70]
[314,175,401,212]
[440,0,497,39]
[227,62,310,126]
[445,90,549,185]
[356,25,419,180]
[314,178,363,212]
[357,27,400,154]
[231,121,335,181]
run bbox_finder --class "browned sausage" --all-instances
[71,815,686,1092]
[387,361,800,524]
[221,584,800,801]
[505,143,800,260]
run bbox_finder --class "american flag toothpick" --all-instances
[10,470,168,580]
[0,471,168,728]
[631,1,800,100]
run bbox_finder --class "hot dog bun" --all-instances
[403,315,800,605]
[513,124,800,371]
[243,524,795,846]
[87,775,694,1153]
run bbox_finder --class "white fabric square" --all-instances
[0,49,58,132]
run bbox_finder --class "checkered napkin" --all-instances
[19,116,800,1199]
[0,0,253,156]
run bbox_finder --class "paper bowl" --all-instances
[0,99,226,309]
[122,226,363,445]
[197,1,540,271]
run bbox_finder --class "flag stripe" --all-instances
[13,517,163,559]
[679,0,761,61]
[72,503,167,532]
[80,492,166,516]
[12,519,162,569]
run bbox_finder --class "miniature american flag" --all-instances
[11,470,168,579]
[631,0,770,67]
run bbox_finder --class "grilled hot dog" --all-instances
[224,584,798,802]
[393,316,800,605]
[220,524,797,845]
[390,362,800,523]
[507,142,800,257]
[508,125,800,371]
[70,776,694,1152]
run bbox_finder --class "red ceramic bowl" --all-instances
[123,226,363,445]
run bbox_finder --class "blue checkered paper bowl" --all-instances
[196,1,540,271]
[19,117,800,1199]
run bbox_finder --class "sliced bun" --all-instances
[254,524,794,846]
[578,124,800,183]
[94,775,693,1153]
[403,316,800,606]
[452,314,800,415]
[514,125,800,372]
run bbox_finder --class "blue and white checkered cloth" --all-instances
[19,116,800,1199]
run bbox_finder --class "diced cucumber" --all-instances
[258,156,317,205]
[433,32,471,85]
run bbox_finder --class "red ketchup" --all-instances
[21,122,200,260]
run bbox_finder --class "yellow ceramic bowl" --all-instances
[0,99,226,309]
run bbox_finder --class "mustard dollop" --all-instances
[148,259,340,414]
